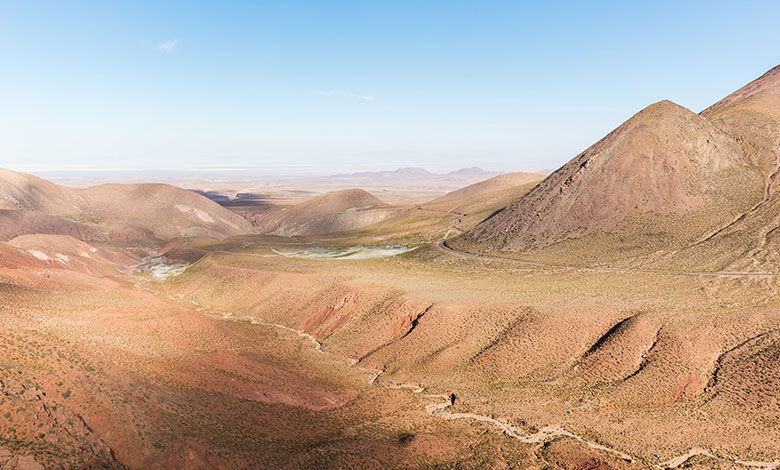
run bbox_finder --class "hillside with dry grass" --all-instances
[464,100,763,257]
[3,64,780,470]
[657,64,780,271]
[430,172,544,204]
[249,188,396,236]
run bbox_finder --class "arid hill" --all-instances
[703,64,780,174]
[252,188,395,236]
[0,168,85,216]
[8,234,124,276]
[430,172,544,204]
[464,100,764,252]
[0,234,130,292]
[656,65,780,270]
[0,169,252,243]
[77,183,251,241]
[0,209,106,242]
[347,174,544,245]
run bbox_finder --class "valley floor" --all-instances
[2,235,780,469]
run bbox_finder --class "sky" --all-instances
[1,1,780,177]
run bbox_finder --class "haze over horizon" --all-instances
[5,3,780,467]
[2,1,780,176]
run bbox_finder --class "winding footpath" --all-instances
[429,219,780,467]
[163,289,779,469]
[137,241,780,470]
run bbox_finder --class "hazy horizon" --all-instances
[6,162,522,180]
[3,4,780,468]
[2,1,780,175]
[8,164,525,186]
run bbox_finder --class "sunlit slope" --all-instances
[349,177,544,244]
[703,64,780,174]
[661,65,780,271]
[0,168,252,242]
[430,172,544,204]
[462,100,761,258]
[0,168,85,215]
[251,188,395,236]
[158,241,780,465]
[78,183,251,241]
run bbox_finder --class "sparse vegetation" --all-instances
[2,63,780,469]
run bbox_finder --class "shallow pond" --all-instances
[133,257,188,280]
[272,245,414,260]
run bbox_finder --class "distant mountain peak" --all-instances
[447,167,491,177]
[392,167,434,177]
[334,167,430,178]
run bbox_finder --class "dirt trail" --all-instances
[442,217,464,241]
[694,147,780,247]
[391,383,636,462]
[436,239,780,277]
[147,268,779,469]
[436,209,780,277]
[165,293,778,469]
[412,206,466,241]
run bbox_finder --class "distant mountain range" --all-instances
[335,167,502,179]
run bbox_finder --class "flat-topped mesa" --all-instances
[467,99,760,251]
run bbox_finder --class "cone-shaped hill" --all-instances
[463,100,763,253]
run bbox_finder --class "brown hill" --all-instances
[430,172,544,204]
[253,188,394,236]
[8,234,123,276]
[704,65,780,116]
[77,183,251,241]
[651,64,780,270]
[0,169,252,243]
[0,209,105,242]
[702,64,780,173]
[0,234,129,291]
[346,176,542,245]
[0,168,84,216]
[464,100,762,252]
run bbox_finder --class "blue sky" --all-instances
[1,1,779,176]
